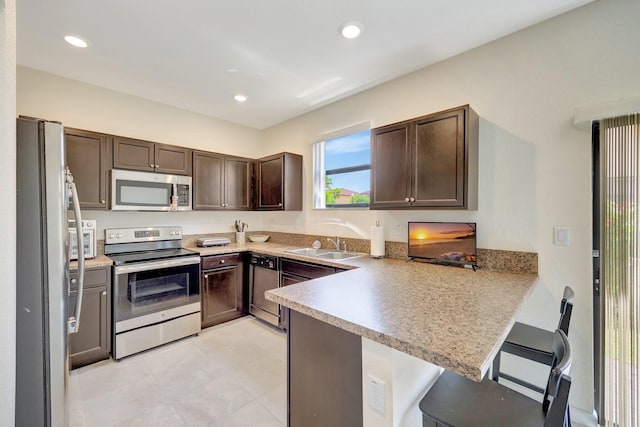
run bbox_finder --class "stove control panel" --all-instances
[105,226,183,244]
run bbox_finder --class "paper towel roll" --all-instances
[370,225,385,258]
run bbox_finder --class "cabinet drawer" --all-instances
[70,267,110,291]
[281,259,335,279]
[202,253,241,270]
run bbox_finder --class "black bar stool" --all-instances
[492,285,574,397]
[419,329,572,427]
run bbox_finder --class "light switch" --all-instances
[553,227,570,247]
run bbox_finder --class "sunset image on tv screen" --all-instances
[408,222,476,264]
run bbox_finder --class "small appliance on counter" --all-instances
[197,237,231,247]
[68,219,97,260]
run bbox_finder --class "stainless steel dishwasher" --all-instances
[248,254,280,327]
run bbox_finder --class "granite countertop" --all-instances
[70,255,113,270]
[261,248,538,382]
[70,242,537,382]
[186,242,358,270]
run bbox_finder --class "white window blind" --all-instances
[600,113,640,427]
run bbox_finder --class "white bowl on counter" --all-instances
[248,235,270,242]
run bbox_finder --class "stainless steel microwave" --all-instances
[111,169,192,211]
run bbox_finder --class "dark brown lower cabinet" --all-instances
[69,267,111,369]
[288,310,363,427]
[201,254,245,328]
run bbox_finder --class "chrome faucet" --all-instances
[327,236,340,251]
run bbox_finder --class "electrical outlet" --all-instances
[392,224,402,238]
[367,375,386,416]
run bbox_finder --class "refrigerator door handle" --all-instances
[67,170,85,334]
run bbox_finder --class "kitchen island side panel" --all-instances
[288,309,363,427]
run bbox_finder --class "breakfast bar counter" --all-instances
[266,255,537,382]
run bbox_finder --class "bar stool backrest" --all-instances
[543,329,573,427]
[557,286,575,335]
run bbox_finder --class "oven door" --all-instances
[113,256,200,333]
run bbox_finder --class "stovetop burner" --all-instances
[109,248,199,266]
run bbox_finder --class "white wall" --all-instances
[17,67,266,235]
[0,0,16,425]
[262,0,640,415]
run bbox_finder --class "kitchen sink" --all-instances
[284,248,332,256]
[314,251,364,260]
[284,248,364,260]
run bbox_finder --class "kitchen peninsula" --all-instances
[263,247,537,427]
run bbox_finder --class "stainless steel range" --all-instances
[104,226,201,359]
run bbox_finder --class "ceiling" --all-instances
[17,0,592,130]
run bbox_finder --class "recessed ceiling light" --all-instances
[234,94,248,103]
[64,35,88,48]
[340,22,361,39]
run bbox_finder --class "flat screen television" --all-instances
[408,222,477,268]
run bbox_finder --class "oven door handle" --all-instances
[114,256,201,274]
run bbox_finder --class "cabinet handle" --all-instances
[204,274,208,279]
[278,203,283,206]
[101,199,106,204]
[155,164,159,168]
[102,291,107,296]
[71,278,77,284]
[220,259,225,264]
[404,197,410,202]
[149,164,154,168]
[410,197,415,202]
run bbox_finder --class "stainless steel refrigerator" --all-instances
[16,117,86,427]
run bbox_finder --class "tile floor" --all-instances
[69,317,287,427]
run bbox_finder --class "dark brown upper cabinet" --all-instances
[370,105,478,210]
[256,152,303,211]
[112,136,192,175]
[193,150,251,210]
[65,128,112,210]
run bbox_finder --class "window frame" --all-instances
[312,123,371,210]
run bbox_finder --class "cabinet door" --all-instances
[370,122,412,209]
[201,265,243,328]
[412,108,465,207]
[65,128,111,210]
[69,285,109,369]
[257,154,284,210]
[155,143,192,175]
[282,153,303,211]
[193,151,224,210]
[112,136,155,172]
[225,156,252,210]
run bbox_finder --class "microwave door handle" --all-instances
[67,173,84,334]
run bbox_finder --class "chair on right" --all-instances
[492,286,574,401]
[419,329,573,427]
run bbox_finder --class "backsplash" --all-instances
[180,231,538,275]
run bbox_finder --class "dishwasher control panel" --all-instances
[249,254,278,270]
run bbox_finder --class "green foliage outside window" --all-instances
[325,176,341,205]
[350,194,370,204]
